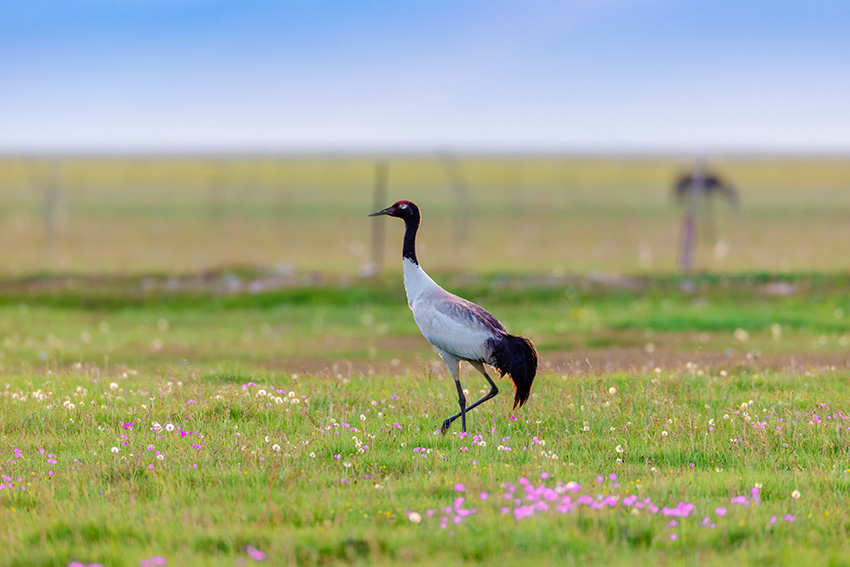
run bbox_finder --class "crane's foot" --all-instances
[440,418,453,435]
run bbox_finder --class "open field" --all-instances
[1,156,850,275]
[2,274,850,566]
[2,156,850,565]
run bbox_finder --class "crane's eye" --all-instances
[399,203,408,209]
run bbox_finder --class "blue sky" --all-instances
[1,0,848,153]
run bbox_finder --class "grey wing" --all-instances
[436,293,507,335]
[412,293,506,362]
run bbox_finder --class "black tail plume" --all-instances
[490,334,538,409]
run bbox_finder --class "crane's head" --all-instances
[368,200,418,220]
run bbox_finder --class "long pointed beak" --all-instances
[368,206,393,217]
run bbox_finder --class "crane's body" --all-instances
[404,257,500,361]
[370,200,538,433]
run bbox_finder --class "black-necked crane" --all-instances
[369,200,538,434]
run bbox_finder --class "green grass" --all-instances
[1,272,849,370]
[4,363,850,566]
[3,156,850,565]
[2,275,850,565]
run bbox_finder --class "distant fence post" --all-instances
[702,190,717,245]
[677,163,705,272]
[440,153,470,245]
[208,159,226,224]
[202,160,229,273]
[43,160,61,267]
[370,161,388,274]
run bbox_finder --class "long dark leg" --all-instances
[438,351,466,434]
[453,379,467,433]
[441,362,499,432]
[440,378,466,434]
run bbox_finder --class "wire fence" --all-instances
[1,155,849,277]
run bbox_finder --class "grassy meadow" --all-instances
[2,274,850,566]
[1,157,850,566]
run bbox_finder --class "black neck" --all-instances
[402,206,420,265]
